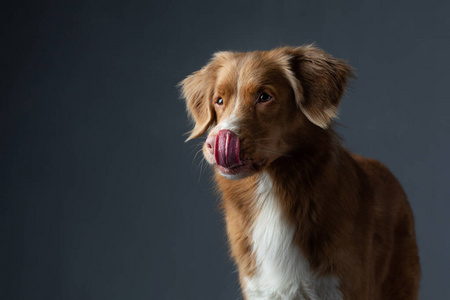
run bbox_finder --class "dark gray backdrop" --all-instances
[1,0,449,299]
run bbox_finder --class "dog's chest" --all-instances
[244,172,342,300]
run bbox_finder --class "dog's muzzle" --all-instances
[214,129,242,169]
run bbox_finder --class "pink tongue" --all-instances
[214,130,242,168]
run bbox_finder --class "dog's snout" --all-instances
[205,135,216,155]
[215,130,241,168]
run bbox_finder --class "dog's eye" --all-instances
[216,98,224,105]
[258,93,272,103]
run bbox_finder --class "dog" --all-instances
[180,45,420,299]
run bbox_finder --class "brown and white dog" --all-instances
[180,45,420,300]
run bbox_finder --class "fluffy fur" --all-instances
[180,45,420,299]
[246,171,342,300]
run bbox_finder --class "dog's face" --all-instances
[180,46,352,179]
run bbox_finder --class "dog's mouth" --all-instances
[213,130,265,176]
[214,129,242,169]
[216,159,266,176]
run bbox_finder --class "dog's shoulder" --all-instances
[351,153,408,210]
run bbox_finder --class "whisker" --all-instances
[192,148,204,163]
[250,128,272,137]
[197,158,205,183]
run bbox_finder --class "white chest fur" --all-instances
[244,172,342,300]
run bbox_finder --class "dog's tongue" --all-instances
[214,130,242,169]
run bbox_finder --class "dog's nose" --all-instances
[205,135,216,155]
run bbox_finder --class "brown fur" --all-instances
[180,45,420,299]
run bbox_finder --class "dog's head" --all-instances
[180,45,352,179]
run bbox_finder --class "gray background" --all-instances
[1,0,449,299]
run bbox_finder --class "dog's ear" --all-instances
[282,45,353,128]
[179,60,218,141]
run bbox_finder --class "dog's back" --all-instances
[352,154,420,299]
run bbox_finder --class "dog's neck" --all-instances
[216,128,363,278]
[216,129,357,299]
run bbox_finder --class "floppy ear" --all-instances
[179,61,217,141]
[283,45,353,128]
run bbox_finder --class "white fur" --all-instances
[214,114,240,133]
[244,172,342,300]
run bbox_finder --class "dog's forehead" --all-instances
[214,50,290,92]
